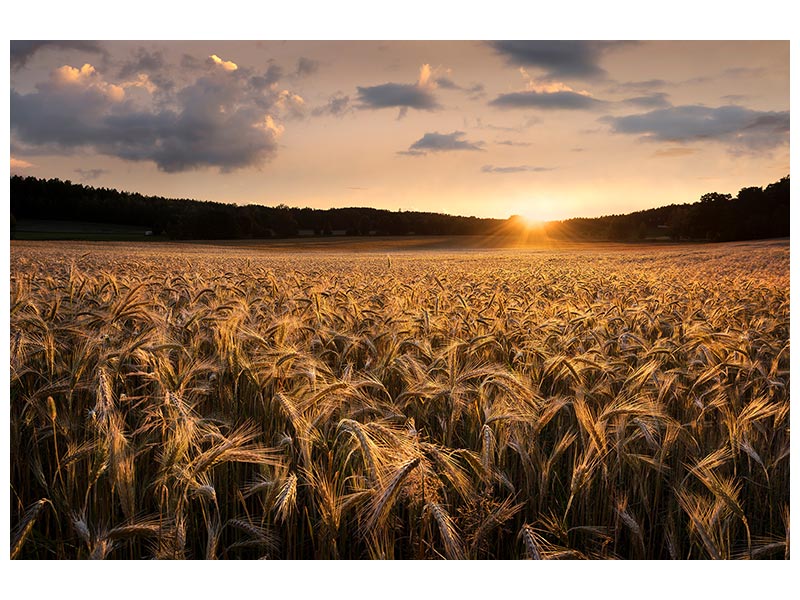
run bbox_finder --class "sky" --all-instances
[9,40,790,221]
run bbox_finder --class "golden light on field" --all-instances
[10,239,790,560]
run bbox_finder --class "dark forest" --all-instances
[10,175,789,242]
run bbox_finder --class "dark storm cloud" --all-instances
[10,66,291,173]
[295,57,320,77]
[400,131,484,155]
[11,40,105,69]
[481,165,554,173]
[312,93,351,117]
[604,104,790,151]
[622,92,671,109]
[489,90,605,110]
[489,41,631,79]
[356,82,439,111]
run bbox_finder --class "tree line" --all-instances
[9,176,497,239]
[544,176,789,242]
[10,174,789,242]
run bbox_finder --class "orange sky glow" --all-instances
[10,40,789,221]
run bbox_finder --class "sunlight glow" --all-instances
[209,54,238,71]
[52,63,125,101]
[517,213,544,228]
[11,157,34,170]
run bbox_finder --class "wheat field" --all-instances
[9,239,789,559]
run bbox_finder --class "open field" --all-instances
[10,239,789,559]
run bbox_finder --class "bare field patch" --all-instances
[10,240,789,559]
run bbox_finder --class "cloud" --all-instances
[356,64,440,115]
[489,41,630,79]
[274,89,307,119]
[53,63,126,100]
[608,79,670,93]
[604,104,790,152]
[495,139,531,147]
[118,47,165,79]
[651,147,699,158]
[209,54,238,71]
[11,40,105,69]
[250,63,283,89]
[434,77,485,100]
[723,66,768,79]
[357,83,438,112]
[471,116,541,132]
[622,92,671,108]
[400,131,484,155]
[10,157,34,170]
[74,168,109,180]
[490,90,604,110]
[434,77,460,90]
[180,54,204,70]
[116,48,175,94]
[120,73,159,95]
[312,93,351,117]
[675,66,771,88]
[720,94,749,104]
[417,64,433,88]
[683,75,713,86]
[466,83,486,99]
[11,61,303,173]
[481,164,554,173]
[295,57,320,77]
[490,68,604,110]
